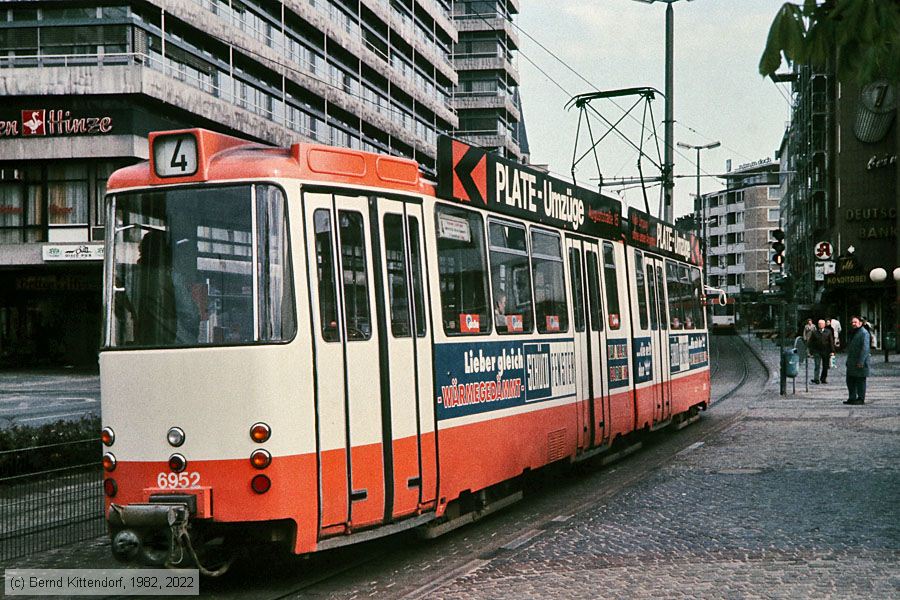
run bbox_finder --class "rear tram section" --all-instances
[98,130,709,571]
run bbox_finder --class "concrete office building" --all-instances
[0,0,521,367]
[780,64,898,349]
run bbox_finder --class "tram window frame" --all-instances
[646,261,659,331]
[408,215,427,337]
[488,218,534,335]
[382,213,427,339]
[586,250,604,332]
[569,247,586,333]
[655,264,668,330]
[679,264,697,330]
[338,210,372,341]
[435,204,491,336]
[690,265,705,329]
[531,228,569,334]
[634,251,649,330]
[665,261,683,329]
[602,241,621,330]
[313,208,341,342]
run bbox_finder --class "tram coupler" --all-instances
[108,503,189,566]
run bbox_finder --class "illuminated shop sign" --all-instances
[0,110,113,138]
[42,244,105,262]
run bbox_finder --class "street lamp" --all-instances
[632,0,693,223]
[677,140,720,285]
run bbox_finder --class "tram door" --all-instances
[566,238,609,449]
[565,238,591,451]
[645,256,671,423]
[305,192,385,533]
[375,198,438,520]
[630,250,666,427]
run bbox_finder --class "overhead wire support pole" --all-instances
[663,0,675,223]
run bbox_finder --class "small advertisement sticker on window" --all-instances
[459,313,480,333]
[438,212,471,242]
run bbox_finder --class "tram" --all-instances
[99,130,709,572]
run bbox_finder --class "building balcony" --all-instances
[452,93,520,120]
[455,17,520,48]
[453,55,519,84]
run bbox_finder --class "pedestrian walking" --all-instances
[844,316,870,405]
[830,316,842,349]
[802,318,815,343]
[808,319,835,384]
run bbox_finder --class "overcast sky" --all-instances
[517,0,792,220]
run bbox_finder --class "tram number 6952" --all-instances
[157,472,201,489]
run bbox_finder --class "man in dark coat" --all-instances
[808,318,835,384]
[844,316,871,405]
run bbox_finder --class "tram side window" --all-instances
[314,209,340,342]
[679,264,697,330]
[691,266,705,329]
[256,185,296,342]
[383,214,426,338]
[408,216,426,337]
[532,229,568,333]
[489,219,533,334]
[586,250,604,331]
[635,251,649,330]
[602,241,621,329]
[338,211,371,340]
[436,205,491,335]
[384,213,412,337]
[569,248,585,332]
[655,264,668,330]
[666,261,695,329]
[646,263,659,330]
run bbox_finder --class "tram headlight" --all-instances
[250,449,271,469]
[168,454,187,473]
[251,474,271,494]
[166,427,185,447]
[102,453,117,472]
[101,427,115,447]
[250,422,271,443]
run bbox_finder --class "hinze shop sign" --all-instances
[0,110,113,137]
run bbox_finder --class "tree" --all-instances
[759,0,900,83]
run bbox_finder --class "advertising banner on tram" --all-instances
[434,339,577,420]
[626,207,703,266]
[669,333,709,373]
[436,136,622,239]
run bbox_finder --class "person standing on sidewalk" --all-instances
[808,319,835,384]
[830,316,842,349]
[844,316,871,405]
[802,318,816,343]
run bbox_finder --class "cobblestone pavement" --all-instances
[426,335,900,599]
[0,369,100,429]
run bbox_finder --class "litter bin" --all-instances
[782,349,799,379]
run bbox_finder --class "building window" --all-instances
[768,208,780,221]
[48,164,88,226]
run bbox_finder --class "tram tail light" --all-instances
[250,449,271,469]
[250,423,271,443]
[251,474,271,494]
[101,427,115,446]
[104,479,118,497]
[102,453,117,472]
[168,454,187,473]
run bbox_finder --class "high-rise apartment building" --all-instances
[0,0,524,367]
[451,0,525,161]
[701,160,781,326]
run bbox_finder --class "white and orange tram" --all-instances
[99,129,710,571]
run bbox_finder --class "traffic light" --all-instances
[771,229,785,266]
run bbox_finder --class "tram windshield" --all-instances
[104,184,295,349]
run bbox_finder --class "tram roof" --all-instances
[107,128,433,196]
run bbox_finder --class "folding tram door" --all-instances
[565,236,610,451]
[304,191,437,536]
[644,254,672,425]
